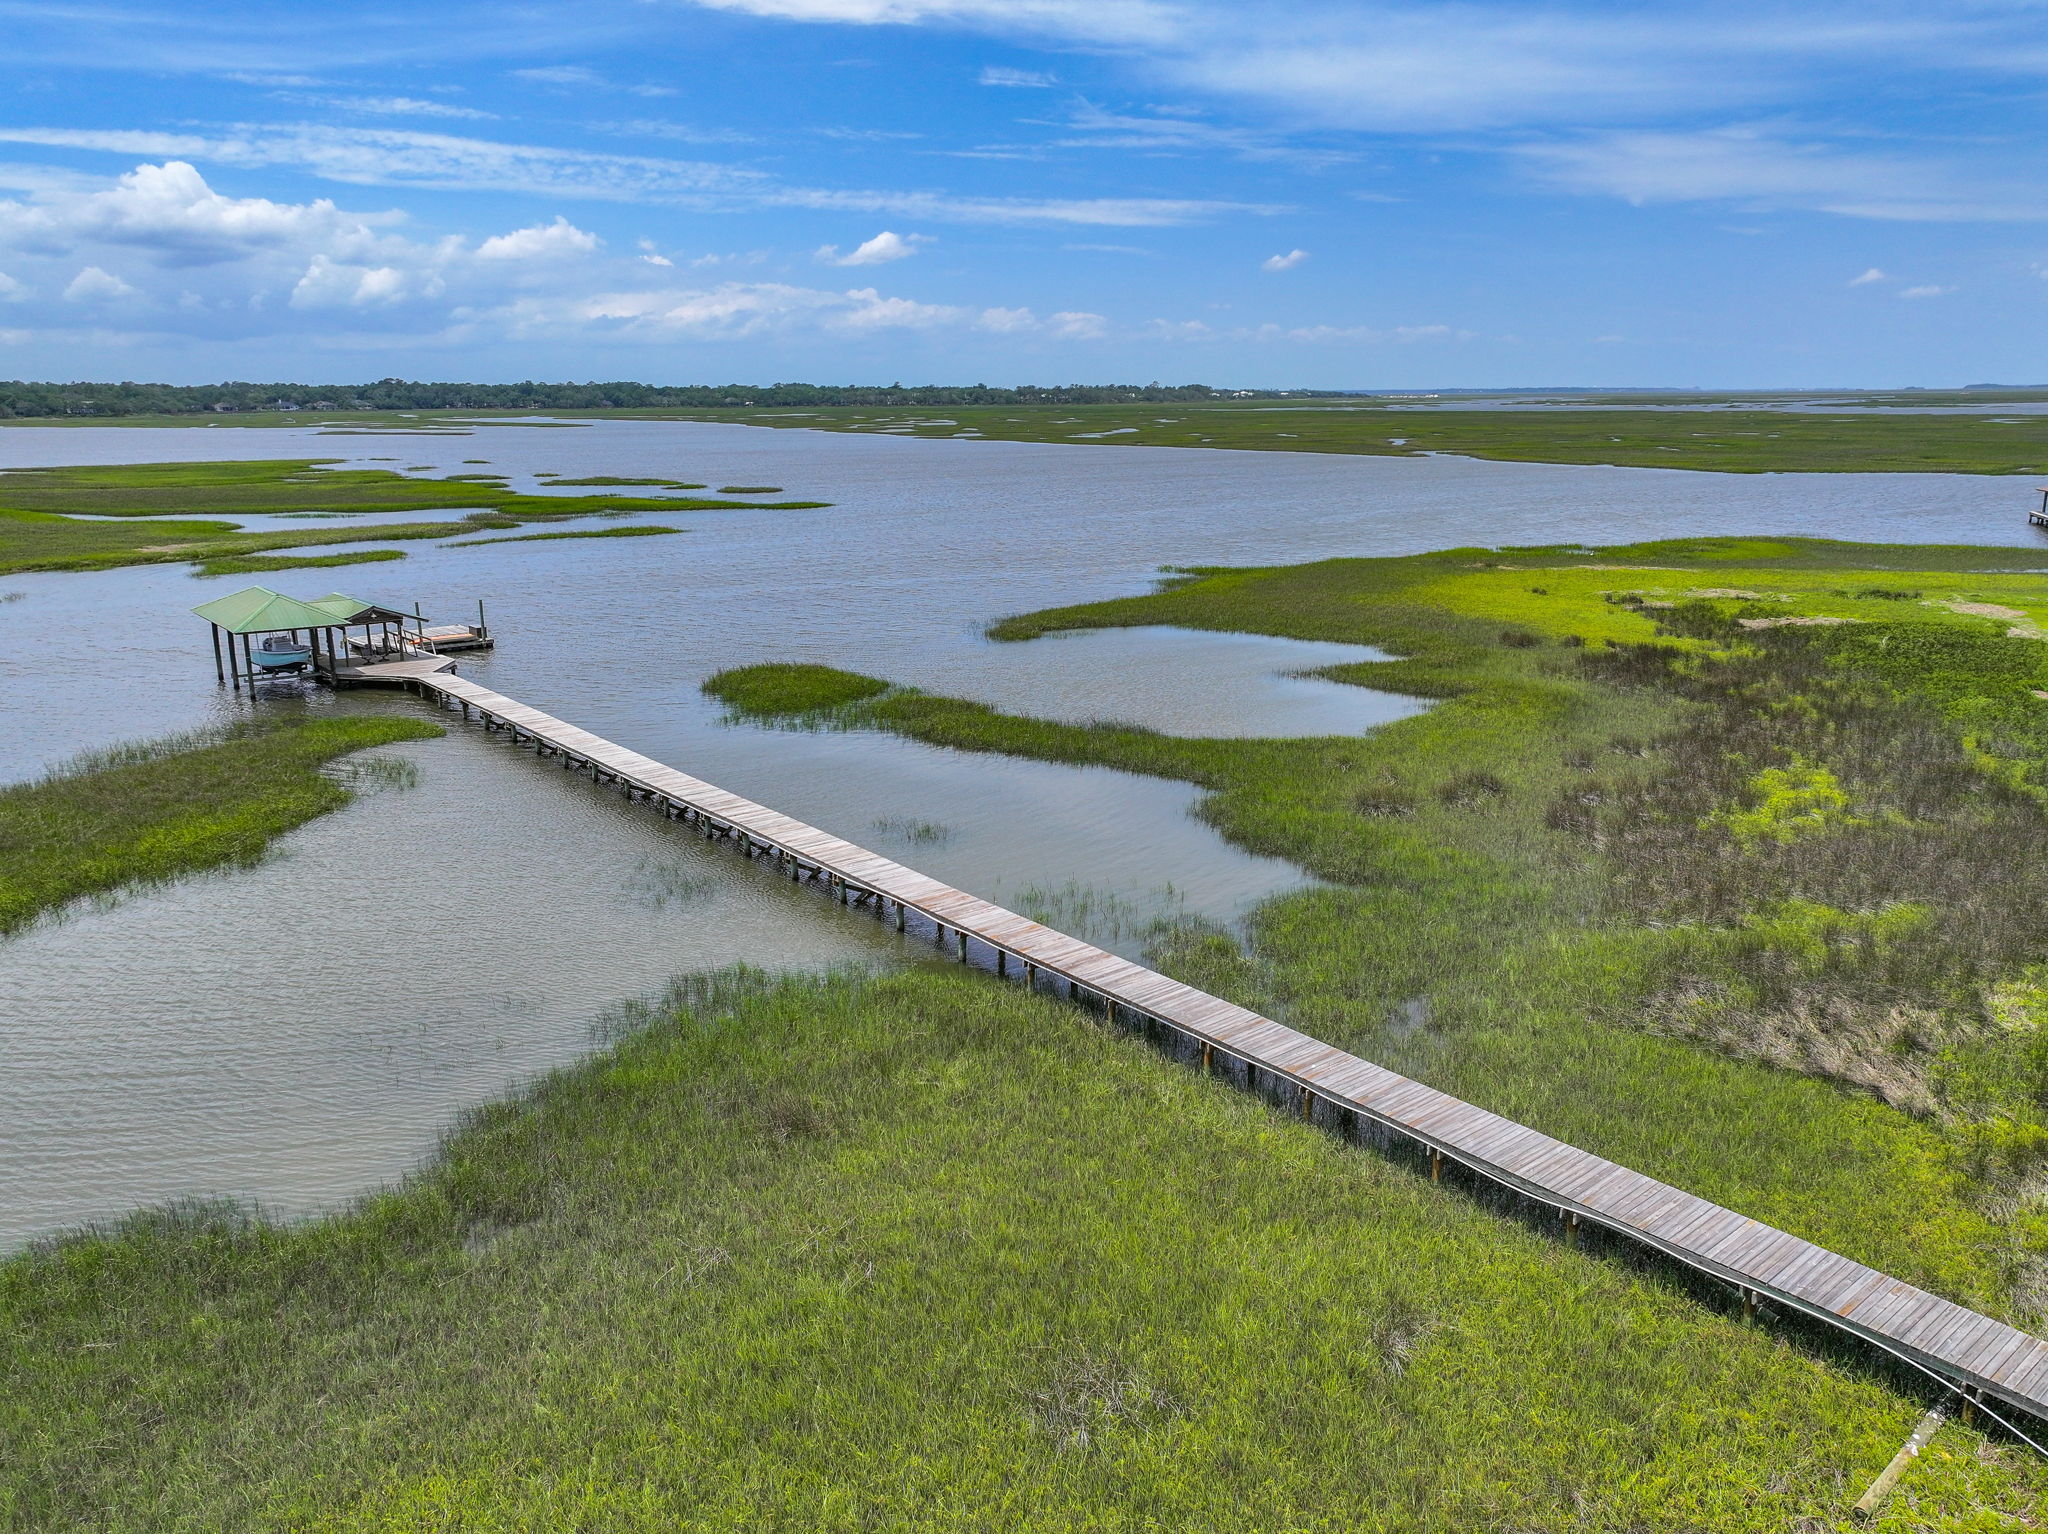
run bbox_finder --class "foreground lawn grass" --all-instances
[6,967,2041,1530]
[0,716,442,933]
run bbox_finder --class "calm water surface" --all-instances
[1,421,2039,1246]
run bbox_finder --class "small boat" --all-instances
[252,634,313,670]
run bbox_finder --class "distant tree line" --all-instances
[0,378,1309,419]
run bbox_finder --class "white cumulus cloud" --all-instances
[1047,309,1107,338]
[0,159,399,267]
[818,229,928,265]
[1262,248,1308,270]
[1849,267,1886,285]
[63,265,137,301]
[0,158,1168,352]
[476,216,602,260]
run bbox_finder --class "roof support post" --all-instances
[210,624,224,683]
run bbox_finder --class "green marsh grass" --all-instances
[0,459,828,575]
[622,402,2048,474]
[22,398,2048,475]
[707,538,2048,1321]
[705,661,890,717]
[6,967,2041,1529]
[0,716,442,933]
[538,475,707,488]
[193,548,408,577]
[443,525,684,548]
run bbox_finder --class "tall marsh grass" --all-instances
[0,715,442,933]
[6,968,2040,1528]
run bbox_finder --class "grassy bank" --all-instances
[444,524,683,549]
[617,401,2048,474]
[14,403,2048,474]
[0,715,442,933]
[7,966,2042,1530]
[0,459,827,575]
[0,460,825,519]
[707,537,2048,1324]
[194,548,408,577]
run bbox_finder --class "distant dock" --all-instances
[391,668,2048,1443]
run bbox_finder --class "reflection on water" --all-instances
[1,420,2039,1247]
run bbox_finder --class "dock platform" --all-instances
[413,670,2048,1438]
[331,656,458,686]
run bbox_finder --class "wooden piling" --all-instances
[1852,1407,1947,1520]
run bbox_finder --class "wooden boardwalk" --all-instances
[417,671,2048,1433]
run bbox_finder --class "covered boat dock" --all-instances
[191,586,467,689]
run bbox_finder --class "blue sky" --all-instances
[1,0,2045,387]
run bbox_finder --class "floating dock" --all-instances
[404,671,2048,1440]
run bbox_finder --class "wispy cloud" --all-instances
[310,95,499,121]
[980,65,1057,87]
[817,126,924,142]
[681,0,1176,47]
[513,64,676,97]
[222,71,326,88]
[594,119,757,145]
[1849,266,1886,285]
[675,0,2009,135]
[1040,101,1353,169]
[1261,247,1307,270]
[0,124,1273,225]
[1898,283,1951,298]
[1237,320,1475,343]
[1517,125,2048,222]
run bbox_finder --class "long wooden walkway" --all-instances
[417,671,2048,1434]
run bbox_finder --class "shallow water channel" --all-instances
[1,420,2039,1247]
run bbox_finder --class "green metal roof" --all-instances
[190,586,355,635]
[306,593,376,622]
